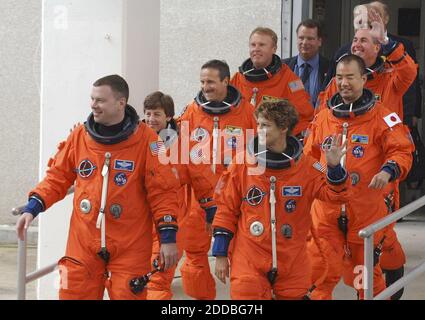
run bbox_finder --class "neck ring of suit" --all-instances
[195,85,241,115]
[248,136,303,170]
[328,88,376,118]
[239,54,282,82]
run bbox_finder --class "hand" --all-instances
[368,171,391,189]
[16,213,34,241]
[324,134,347,168]
[369,8,387,44]
[69,122,81,133]
[214,256,229,284]
[353,5,370,30]
[205,222,212,236]
[159,243,178,270]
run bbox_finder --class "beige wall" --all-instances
[159,0,283,115]
[0,1,41,225]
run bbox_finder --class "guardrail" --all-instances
[17,230,58,300]
[14,187,74,300]
[359,195,425,300]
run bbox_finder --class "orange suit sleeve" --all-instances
[211,165,243,235]
[303,113,323,161]
[379,116,414,181]
[30,133,77,209]
[144,129,180,230]
[386,43,418,97]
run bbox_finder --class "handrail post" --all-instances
[17,230,27,300]
[364,234,374,300]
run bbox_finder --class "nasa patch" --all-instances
[226,136,238,150]
[352,146,365,158]
[114,172,127,186]
[285,199,296,213]
[76,159,97,178]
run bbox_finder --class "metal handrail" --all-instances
[359,195,425,300]
[14,186,74,300]
[17,230,58,300]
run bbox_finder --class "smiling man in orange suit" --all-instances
[16,75,180,300]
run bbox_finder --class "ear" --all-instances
[118,97,127,109]
[166,116,172,122]
[361,74,368,85]
[281,127,289,136]
[223,77,230,86]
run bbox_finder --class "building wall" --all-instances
[159,0,283,115]
[0,1,41,225]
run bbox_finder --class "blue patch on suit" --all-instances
[114,172,127,186]
[226,136,238,150]
[282,186,302,197]
[285,199,296,213]
[352,146,365,158]
[114,160,134,172]
[351,134,369,145]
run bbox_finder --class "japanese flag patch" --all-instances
[383,113,402,128]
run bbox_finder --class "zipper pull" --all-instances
[270,176,276,207]
[212,117,219,174]
[102,152,111,177]
[340,123,349,168]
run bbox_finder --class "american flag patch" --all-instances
[313,162,326,173]
[288,80,305,93]
[149,141,166,156]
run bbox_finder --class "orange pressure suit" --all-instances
[212,136,351,300]
[316,44,417,299]
[231,54,313,136]
[304,90,413,299]
[147,120,217,300]
[178,85,257,300]
[29,106,180,300]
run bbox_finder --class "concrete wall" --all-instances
[123,1,160,114]
[159,0,283,115]
[0,1,41,225]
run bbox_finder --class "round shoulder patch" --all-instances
[76,159,97,178]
